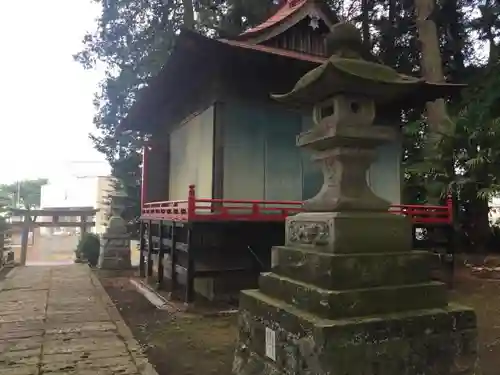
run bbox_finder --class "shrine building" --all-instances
[120,0,455,302]
[122,0,402,207]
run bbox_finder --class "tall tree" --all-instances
[183,0,195,29]
[414,0,450,147]
[0,179,48,209]
[471,0,500,63]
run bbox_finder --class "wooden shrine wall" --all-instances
[219,100,402,204]
[367,141,403,204]
[168,105,214,200]
[220,100,303,201]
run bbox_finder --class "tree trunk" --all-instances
[414,0,450,203]
[379,0,397,67]
[440,0,466,81]
[482,0,499,64]
[465,195,491,254]
[361,0,370,48]
[414,0,448,135]
[486,21,499,64]
[182,0,195,30]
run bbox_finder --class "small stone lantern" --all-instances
[98,189,132,270]
[232,23,478,375]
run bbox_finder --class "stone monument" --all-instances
[98,190,132,270]
[233,23,478,375]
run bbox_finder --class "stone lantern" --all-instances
[233,23,478,375]
[98,189,132,270]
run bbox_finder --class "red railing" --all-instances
[141,185,453,224]
[388,195,453,225]
[141,185,303,222]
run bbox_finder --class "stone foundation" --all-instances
[232,213,479,375]
[98,234,132,270]
[153,253,258,302]
[234,295,477,375]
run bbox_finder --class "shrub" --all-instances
[75,233,100,267]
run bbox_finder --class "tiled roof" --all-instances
[240,0,308,36]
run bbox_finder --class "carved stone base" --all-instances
[233,243,478,374]
[98,234,132,270]
[285,211,412,254]
[234,292,478,375]
[233,211,478,374]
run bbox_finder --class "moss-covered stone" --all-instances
[234,290,478,375]
[285,212,413,254]
[259,272,447,319]
[272,246,433,289]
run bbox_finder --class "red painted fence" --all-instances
[141,185,453,225]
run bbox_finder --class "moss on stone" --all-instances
[272,246,433,290]
[331,58,419,83]
[236,289,478,375]
[259,272,447,319]
[235,291,476,375]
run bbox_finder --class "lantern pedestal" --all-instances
[98,191,132,270]
[284,211,412,254]
[98,232,131,270]
[234,292,476,375]
[233,212,477,375]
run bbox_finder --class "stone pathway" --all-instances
[0,265,157,375]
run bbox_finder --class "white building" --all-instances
[40,176,115,235]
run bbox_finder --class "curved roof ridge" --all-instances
[239,0,309,37]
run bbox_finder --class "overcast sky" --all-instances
[0,0,109,184]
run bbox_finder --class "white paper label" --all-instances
[265,327,276,361]
[271,247,278,268]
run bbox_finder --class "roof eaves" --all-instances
[235,0,339,44]
[240,0,308,37]
[119,31,325,133]
[217,38,326,64]
[119,30,200,131]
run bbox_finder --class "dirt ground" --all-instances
[450,266,500,375]
[99,266,500,375]
[99,272,237,375]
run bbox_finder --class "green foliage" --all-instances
[408,62,500,198]
[0,179,48,209]
[76,233,101,267]
[403,60,500,252]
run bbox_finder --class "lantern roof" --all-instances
[272,23,466,107]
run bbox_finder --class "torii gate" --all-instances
[10,207,98,265]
